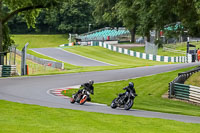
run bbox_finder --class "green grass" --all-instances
[129,46,185,57]
[185,72,200,87]
[165,42,200,51]
[0,100,199,133]
[11,34,68,50]
[63,66,200,116]
[64,46,169,67]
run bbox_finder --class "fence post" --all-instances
[62,62,64,70]
[169,82,175,98]
[169,82,172,98]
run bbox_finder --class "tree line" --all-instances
[1,0,200,52]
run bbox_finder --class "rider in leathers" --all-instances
[119,82,137,101]
[76,80,94,101]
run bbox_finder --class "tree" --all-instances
[0,0,64,52]
[135,0,182,45]
[57,0,94,34]
[93,0,122,28]
[115,0,139,42]
[175,0,200,36]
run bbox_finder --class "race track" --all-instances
[1,63,200,123]
[31,48,111,66]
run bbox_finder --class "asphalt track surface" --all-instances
[1,63,200,123]
[31,48,111,66]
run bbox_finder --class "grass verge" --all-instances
[0,100,199,133]
[63,66,200,116]
[11,34,68,50]
[128,46,185,57]
[64,46,169,66]
[185,72,200,87]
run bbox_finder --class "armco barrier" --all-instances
[0,65,2,76]
[0,65,17,77]
[169,66,200,104]
[15,49,64,70]
[173,83,200,104]
[92,41,192,63]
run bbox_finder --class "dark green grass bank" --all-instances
[185,72,200,87]
[63,67,200,116]
[0,100,199,133]
[12,34,68,50]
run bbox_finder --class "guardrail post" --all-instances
[169,82,173,98]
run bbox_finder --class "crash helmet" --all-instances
[89,80,94,85]
[128,82,134,88]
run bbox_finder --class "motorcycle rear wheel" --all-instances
[124,100,133,110]
[110,98,117,109]
[70,98,75,104]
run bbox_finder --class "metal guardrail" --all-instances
[15,49,64,70]
[163,47,186,55]
[169,66,200,104]
[0,65,17,77]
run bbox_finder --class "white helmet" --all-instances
[89,80,94,85]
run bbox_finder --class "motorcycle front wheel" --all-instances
[124,100,133,110]
[110,98,117,109]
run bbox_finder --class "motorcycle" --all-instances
[110,92,136,110]
[70,89,90,105]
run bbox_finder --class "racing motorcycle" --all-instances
[110,92,136,110]
[70,89,90,105]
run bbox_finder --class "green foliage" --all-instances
[7,0,94,34]
[0,0,64,52]
[93,0,121,27]
[2,24,14,51]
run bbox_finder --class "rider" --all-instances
[119,82,137,100]
[76,80,94,101]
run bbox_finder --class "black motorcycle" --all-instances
[110,92,136,110]
[70,89,90,105]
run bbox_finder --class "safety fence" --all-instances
[169,66,200,104]
[0,65,17,77]
[163,47,186,55]
[15,49,64,69]
[91,41,192,63]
